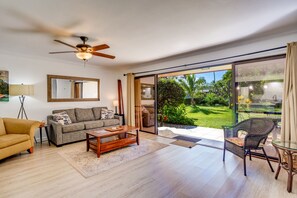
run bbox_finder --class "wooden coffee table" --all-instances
[86,125,139,158]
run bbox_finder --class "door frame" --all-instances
[135,74,158,134]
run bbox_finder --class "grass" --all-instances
[185,105,233,129]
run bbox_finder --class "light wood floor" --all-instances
[0,132,296,198]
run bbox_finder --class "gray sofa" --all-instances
[47,107,123,146]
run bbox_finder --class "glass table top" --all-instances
[272,140,297,151]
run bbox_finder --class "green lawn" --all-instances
[185,105,233,129]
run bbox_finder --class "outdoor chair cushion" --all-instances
[225,137,244,147]
[225,137,265,148]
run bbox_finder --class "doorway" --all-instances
[135,75,157,134]
[157,65,233,148]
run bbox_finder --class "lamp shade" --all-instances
[10,84,34,96]
[113,100,118,106]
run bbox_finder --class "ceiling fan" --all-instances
[49,36,115,61]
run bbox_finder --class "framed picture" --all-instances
[141,83,154,100]
[0,70,9,102]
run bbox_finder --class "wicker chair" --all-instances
[222,118,275,176]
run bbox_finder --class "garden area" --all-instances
[158,70,233,129]
[185,105,233,129]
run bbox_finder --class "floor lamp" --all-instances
[10,84,34,119]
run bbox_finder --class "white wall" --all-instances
[0,53,118,140]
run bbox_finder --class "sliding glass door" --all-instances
[135,75,157,134]
[234,55,286,158]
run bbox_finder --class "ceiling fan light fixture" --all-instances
[76,52,92,60]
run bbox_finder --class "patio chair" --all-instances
[222,118,275,176]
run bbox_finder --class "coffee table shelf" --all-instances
[86,126,139,158]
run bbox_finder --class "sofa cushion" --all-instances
[0,134,30,149]
[53,109,77,123]
[84,120,104,130]
[75,108,95,122]
[103,119,120,127]
[62,123,85,133]
[0,118,6,136]
[92,107,107,120]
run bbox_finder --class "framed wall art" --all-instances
[0,70,9,102]
[141,83,155,100]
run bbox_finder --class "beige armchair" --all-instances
[0,118,40,160]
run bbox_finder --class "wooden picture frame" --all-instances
[47,74,100,102]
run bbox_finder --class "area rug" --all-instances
[58,139,168,178]
[174,135,201,143]
[170,140,196,148]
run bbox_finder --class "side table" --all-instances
[272,140,297,192]
[35,125,51,146]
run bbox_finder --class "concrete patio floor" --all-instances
[158,126,225,149]
[158,126,224,142]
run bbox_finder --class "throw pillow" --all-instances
[107,109,115,119]
[52,111,72,125]
[52,109,77,123]
[101,109,114,119]
[101,108,108,119]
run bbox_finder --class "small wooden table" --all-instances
[272,140,297,193]
[34,124,51,146]
[86,125,139,158]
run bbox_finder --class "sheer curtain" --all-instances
[127,73,135,126]
[281,42,297,142]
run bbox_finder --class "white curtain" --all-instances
[281,42,297,142]
[127,73,135,126]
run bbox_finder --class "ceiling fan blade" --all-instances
[54,40,77,49]
[92,52,115,59]
[92,44,110,51]
[49,51,76,54]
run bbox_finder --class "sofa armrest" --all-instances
[114,115,123,125]
[4,118,40,145]
[48,119,63,146]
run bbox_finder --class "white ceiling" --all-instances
[0,0,297,68]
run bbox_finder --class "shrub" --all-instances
[204,93,228,106]
[163,104,195,125]
[184,94,207,106]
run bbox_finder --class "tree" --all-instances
[210,70,232,108]
[178,74,206,105]
[157,78,185,125]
